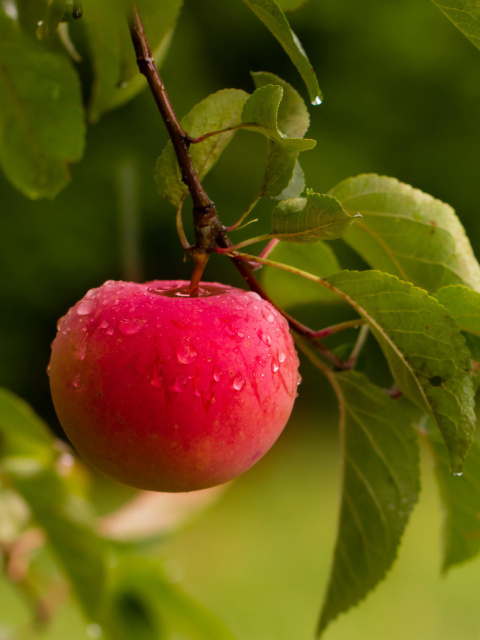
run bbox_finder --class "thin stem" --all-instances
[128,2,222,260]
[188,122,268,144]
[214,233,273,253]
[225,194,261,232]
[175,194,190,250]
[312,318,365,339]
[258,238,279,260]
[346,324,369,368]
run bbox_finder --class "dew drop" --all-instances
[297,373,303,386]
[193,377,203,397]
[213,367,223,382]
[172,374,187,393]
[312,95,323,106]
[279,352,286,363]
[72,373,80,388]
[77,337,88,360]
[176,340,198,364]
[272,360,279,373]
[255,356,267,367]
[232,373,245,391]
[118,318,145,336]
[77,299,96,316]
[56,315,66,331]
[453,471,463,477]
[257,329,272,346]
[100,320,109,329]
[262,307,275,323]
[106,327,114,335]
[151,365,164,388]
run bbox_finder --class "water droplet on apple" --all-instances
[172,374,187,392]
[213,367,223,382]
[118,318,145,336]
[257,330,272,346]
[193,377,202,397]
[262,308,275,323]
[77,299,96,316]
[151,365,164,388]
[77,337,88,360]
[56,315,66,331]
[279,352,286,363]
[297,373,303,386]
[255,356,267,367]
[106,327,114,335]
[176,340,198,364]
[272,360,279,373]
[232,373,245,391]
[100,320,109,329]
[72,373,80,388]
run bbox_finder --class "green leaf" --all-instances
[241,0,322,104]
[425,426,480,570]
[252,71,310,197]
[318,371,420,635]
[323,270,476,473]
[270,191,359,242]
[241,84,316,150]
[83,0,182,121]
[156,89,249,206]
[0,11,85,198]
[435,284,480,335]
[276,0,308,10]
[431,0,480,51]
[330,174,480,293]
[0,388,106,620]
[107,556,237,640]
[262,240,341,308]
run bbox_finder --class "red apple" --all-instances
[48,280,299,492]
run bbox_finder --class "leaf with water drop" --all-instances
[318,371,420,635]
[241,0,322,103]
[424,423,480,570]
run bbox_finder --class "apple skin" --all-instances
[48,280,300,492]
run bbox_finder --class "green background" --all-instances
[1,1,480,638]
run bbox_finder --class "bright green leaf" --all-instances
[156,89,249,206]
[318,371,420,635]
[241,84,316,150]
[322,270,475,473]
[241,0,322,103]
[425,426,480,570]
[330,174,480,293]
[270,191,359,242]
[0,388,106,620]
[262,240,341,308]
[431,0,480,51]
[252,71,310,197]
[0,11,85,198]
[83,0,182,121]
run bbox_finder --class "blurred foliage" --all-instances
[2,0,480,638]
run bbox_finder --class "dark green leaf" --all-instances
[156,89,249,206]
[262,240,341,308]
[318,371,420,635]
[330,174,480,293]
[426,426,480,570]
[270,191,358,242]
[323,270,475,473]
[107,556,237,640]
[431,0,480,51]
[252,71,310,197]
[276,0,308,10]
[241,0,322,103]
[0,388,106,620]
[0,11,85,198]
[83,0,182,121]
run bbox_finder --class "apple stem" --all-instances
[126,3,349,369]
